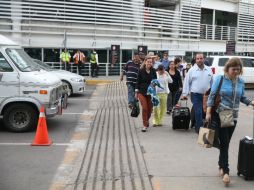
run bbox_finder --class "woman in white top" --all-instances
[153,65,173,126]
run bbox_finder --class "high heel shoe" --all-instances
[222,174,230,185]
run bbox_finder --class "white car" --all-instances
[33,59,86,95]
[205,56,254,84]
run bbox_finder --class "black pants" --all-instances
[63,62,70,71]
[91,63,98,77]
[77,61,84,75]
[167,90,177,111]
[212,112,236,174]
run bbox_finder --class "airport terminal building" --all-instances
[0,0,254,75]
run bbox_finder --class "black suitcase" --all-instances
[237,108,254,180]
[172,100,190,130]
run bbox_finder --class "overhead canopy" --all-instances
[0,35,17,46]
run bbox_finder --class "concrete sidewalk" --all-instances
[50,81,254,190]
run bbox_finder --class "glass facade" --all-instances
[24,48,42,61]
[44,49,60,62]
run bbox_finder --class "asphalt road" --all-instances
[0,85,96,190]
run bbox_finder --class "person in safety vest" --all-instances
[60,48,71,71]
[90,50,99,77]
[73,50,85,75]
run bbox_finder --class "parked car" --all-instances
[33,59,86,96]
[205,56,254,84]
[0,35,65,132]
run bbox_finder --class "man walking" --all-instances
[73,50,85,75]
[60,48,71,71]
[182,53,213,133]
[120,53,141,109]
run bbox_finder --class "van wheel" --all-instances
[62,81,72,96]
[3,104,38,132]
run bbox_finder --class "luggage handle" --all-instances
[253,107,254,144]
[178,99,188,107]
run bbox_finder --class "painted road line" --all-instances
[0,143,71,146]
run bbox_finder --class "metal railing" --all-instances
[46,62,126,76]
[200,24,237,41]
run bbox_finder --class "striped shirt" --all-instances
[122,61,140,85]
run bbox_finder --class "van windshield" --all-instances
[33,59,55,71]
[6,48,40,72]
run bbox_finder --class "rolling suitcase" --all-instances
[237,107,254,180]
[172,100,190,130]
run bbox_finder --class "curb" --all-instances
[85,79,116,85]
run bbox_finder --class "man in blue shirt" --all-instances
[161,52,170,70]
[182,53,213,133]
[120,53,141,109]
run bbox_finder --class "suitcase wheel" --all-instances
[237,172,240,176]
[245,176,249,181]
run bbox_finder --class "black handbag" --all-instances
[131,100,140,117]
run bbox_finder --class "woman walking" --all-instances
[135,57,157,132]
[166,61,183,114]
[206,57,254,185]
[153,64,172,126]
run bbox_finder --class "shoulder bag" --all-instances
[219,78,238,128]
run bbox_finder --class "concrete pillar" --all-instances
[11,0,22,44]
[132,0,143,43]
[212,9,216,40]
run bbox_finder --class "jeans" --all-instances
[190,93,203,130]
[153,93,167,125]
[212,112,236,174]
[167,90,177,111]
[127,84,135,106]
[138,93,152,127]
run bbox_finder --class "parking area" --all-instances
[0,85,96,190]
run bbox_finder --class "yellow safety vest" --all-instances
[60,52,70,62]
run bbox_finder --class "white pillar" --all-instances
[212,9,216,40]
[11,0,22,44]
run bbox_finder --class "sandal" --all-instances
[222,174,230,185]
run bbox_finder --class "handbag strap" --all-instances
[216,76,224,97]
[232,78,238,109]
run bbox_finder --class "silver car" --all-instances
[33,59,86,96]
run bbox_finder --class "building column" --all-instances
[212,9,216,40]
[11,0,22,44]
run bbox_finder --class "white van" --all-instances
[205,56,254,84]
[0,35,63,132]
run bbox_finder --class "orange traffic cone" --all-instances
[31,106,52,146]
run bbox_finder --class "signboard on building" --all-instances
[226,41,236,55]
[138,45,148,55]
[110,45,120,65]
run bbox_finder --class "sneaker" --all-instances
[128,104,133,109]
[166,110,171,115]
[141,127,147,132]
[222,174,230,185]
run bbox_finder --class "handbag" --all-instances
[197,122,215,148]
[218,79,237,128]
[203,76,223,113]
[131,100,140,117]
